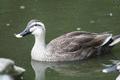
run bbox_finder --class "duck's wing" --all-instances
[47,31,112,54]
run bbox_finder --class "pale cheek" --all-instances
[32,29,42,35]
[30,27,35,32]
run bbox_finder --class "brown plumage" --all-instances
[47,31,112,61]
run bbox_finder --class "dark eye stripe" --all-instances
[34,24,41,26]
[29,23,45,30]
[29,24,41,28]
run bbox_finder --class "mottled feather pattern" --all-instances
[47,31,112,60]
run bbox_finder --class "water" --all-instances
[0,0,120,80]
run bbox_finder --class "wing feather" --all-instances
[47,31,112,55]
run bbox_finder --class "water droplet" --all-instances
[20,5,25,9]
[106,12,113,16]
[76,27,81,30]
[6,23,10,26]
[109,13,113,16]
[21,76,24,79]
[90,20,95,23]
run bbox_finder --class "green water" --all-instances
[0,0,120,80]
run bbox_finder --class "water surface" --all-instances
[0,0,120,80]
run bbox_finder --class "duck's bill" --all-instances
[15,28,31,38]
[15,34,23,38]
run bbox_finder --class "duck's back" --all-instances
[47,31,112,61]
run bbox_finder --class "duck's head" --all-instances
[15,19,45,38]
[0,58,25,77]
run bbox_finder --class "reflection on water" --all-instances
[0,74,23,80]
[31,59,117,80]
[31,61,48,80]
[0,75,13,80]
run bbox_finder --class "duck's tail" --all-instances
[109,34,120,46]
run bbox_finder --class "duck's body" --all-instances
[102,60,120,80]
[0,58,25,75]
[42,31,112,61]
[0,58,25,80]
[15,20,120,62]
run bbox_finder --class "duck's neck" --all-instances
[34,35,46,49]
[31,33,48,60]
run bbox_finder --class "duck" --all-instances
[102,60,120,80]
[117,63,120,80]
[0,58,25,80]
[15,19,120,62]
